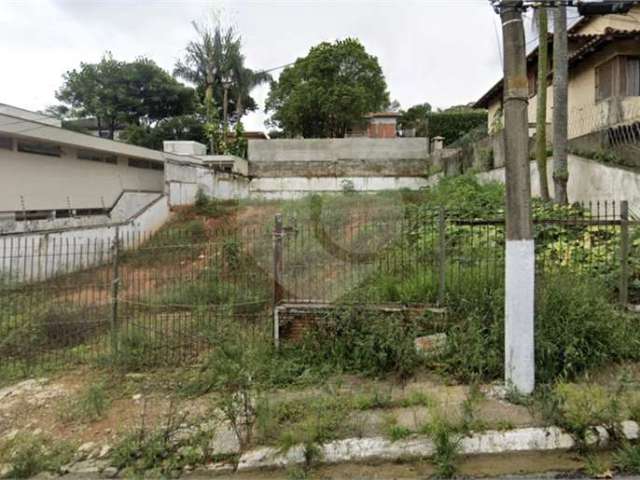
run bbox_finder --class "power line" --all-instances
[493,15,505,68]
[255,62,296,75]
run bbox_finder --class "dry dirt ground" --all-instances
[0,368,536,445]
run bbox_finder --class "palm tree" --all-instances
[231,66,272,120]
[175,20,271,125]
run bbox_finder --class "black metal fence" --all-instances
[1,200,636,372]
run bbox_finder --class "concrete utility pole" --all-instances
[499,0,535,395]
[553,3,569,204]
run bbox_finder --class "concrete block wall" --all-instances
[248,158,428,178]
[248,138,429,163]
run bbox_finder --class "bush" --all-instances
[58,381,111,423]
[426,111,488,145]
[300,307,421,379]
[615,442,640,473]
[0,433,74,479]
[109,329,173,371]
[550,383,622,449]
[439,272,640,384]
[408,174,505,219]
[421,412,462,479]
[110,406,212,477]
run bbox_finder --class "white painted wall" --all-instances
[250,176,430,200]
[165,160,250,206]
[0,195,170,283]
[1,191,162,234]
[477,155,640,214]
[0,148,163,212]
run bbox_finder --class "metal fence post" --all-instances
[110,226,120,362]
[273,214,284,346]
[620,200,629,305]
[437,206,446,306]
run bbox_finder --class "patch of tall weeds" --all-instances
[439,271,640,384]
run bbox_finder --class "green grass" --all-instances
[420,413,462,479]
[0,433,75,479]
[58,381,111,423]
[614,442,640,473]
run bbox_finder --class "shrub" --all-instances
[58,381,110,423]
[266,393,353,460]
[425,111,488,146]
[439,272,640,384]
[110,405,211,477]
[539,383,622,451]
[0,433,74,479]
[614,442,640,473]
[407,174,505,220]
[109,329,172,371]
[194,187,209,212]
[300,307,421,379]
[384,415,412,441]
[421,413,462,479]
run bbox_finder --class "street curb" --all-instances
[236,420,640,471]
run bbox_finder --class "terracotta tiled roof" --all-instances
[474,27,640,108]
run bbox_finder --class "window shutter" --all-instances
[626,57,640,96]
[596,57,616,101]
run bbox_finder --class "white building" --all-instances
[0,103,204,232]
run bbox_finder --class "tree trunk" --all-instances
[235,94,243,119]
[552,5,569,204]
[109,118,116,140]
[535,7,550,202]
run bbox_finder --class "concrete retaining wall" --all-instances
[249,176,431,200]
[249,138,429,162]
[0,195,170,283]
[249,158,428,178]
[165,160,250,206]
[477,154,640,213]
[0,191,163,234]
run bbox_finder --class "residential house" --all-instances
[346,112,400,138]
[474,6,640,147]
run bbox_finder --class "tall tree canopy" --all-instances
[398,102,487,144]
[398,102,432,136]
[174,21,270,124]
[55,53,195,139]
[265,38,389,138]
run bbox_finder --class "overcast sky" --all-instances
[1,0,513,132]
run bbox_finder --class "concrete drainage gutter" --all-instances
[236,421,640,471]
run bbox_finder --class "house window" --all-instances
[128,158,164,171]
[17,140,61,157]
[0,135,12,150]
[77,149,117,164]
[596,56,640,101]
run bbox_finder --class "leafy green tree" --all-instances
[55,53,195,139]
[399,102,487,144]
[265,38,389,138]
[398,102,432,136]
[119,115,207,150]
